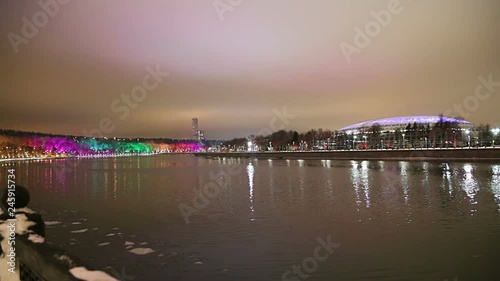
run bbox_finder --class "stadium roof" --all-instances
[340,115,472,131]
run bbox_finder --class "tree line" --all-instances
[223,116,497,151]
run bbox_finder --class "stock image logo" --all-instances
[282,236,341,281]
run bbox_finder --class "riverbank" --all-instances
[0,152,192,163]
[195,147,500,161]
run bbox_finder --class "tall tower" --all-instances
[192,118,199,140]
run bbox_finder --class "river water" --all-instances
[1,155,499,281]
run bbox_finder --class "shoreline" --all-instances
[3,148,500,162]
[0,152,194,163]
[195,147,500,161]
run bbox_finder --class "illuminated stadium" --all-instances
[340,115,473,133]
[336,115,476,149]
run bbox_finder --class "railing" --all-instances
[15,235,83,281]
[1,185,117,281]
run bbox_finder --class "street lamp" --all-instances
[492,128,500,147]
[402,133,405,149]
[465,129,471,148]
[335,133,339,151]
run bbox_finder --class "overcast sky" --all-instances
[1,0,499,139]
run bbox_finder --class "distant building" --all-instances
[337,115,475,149]
[192,118,206,141]
[340,115,474,133]
[192,118,199,140]
[197,130,205,141]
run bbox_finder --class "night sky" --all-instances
[1,0,499,139]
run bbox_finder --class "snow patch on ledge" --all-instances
[55,254,76,267]
[70,267,117,281]
[28,234,45,243]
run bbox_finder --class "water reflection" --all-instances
[247,163,255,221]
[137,172,141,198]
[0,157,154,200]
[399,162,410,205]
[3,157,500,218]
[104,170,109,200]
[112,160,118,200]
[491,165,500,209]
[321,159,332,168]
[297,160,306,200]
[461,164,480,206]
[441,163,454,197]
[350,161,371,208]
[269,160,275,205]
[422,162,429,186]
[323,163,334,207]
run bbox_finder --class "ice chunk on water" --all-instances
[71,229,88,234]
[128,248,155,255]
